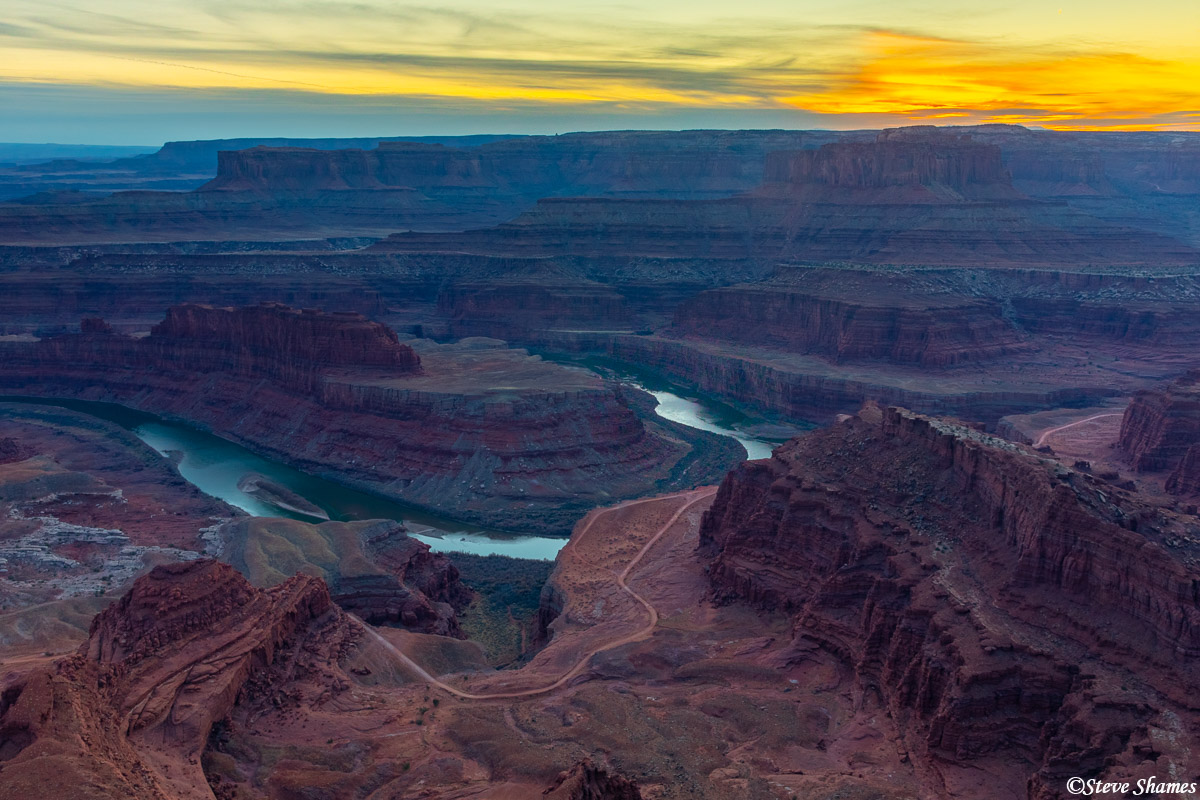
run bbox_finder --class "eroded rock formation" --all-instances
[1166,445,1200,496]
[0,436,31,465]
[542,760,644,800]
[700,406,1200,796]
[0,130,828,244]
[1118,371,1200,480]
[0,560,362,800]
[760,129,1020,202]
[378,129,1198,267]
[155,301,419,365]
[225,517,471,636]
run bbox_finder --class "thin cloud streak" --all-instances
[1,0,1197,131]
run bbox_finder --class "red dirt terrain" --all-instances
[0,400,473,660]
[0,486,914,799]
[0,560,363,800]
[0,402,232,615]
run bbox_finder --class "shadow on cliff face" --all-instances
[700,404,1200,797]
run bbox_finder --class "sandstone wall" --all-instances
[699,408,1200,795]
[1118,370,1200,473]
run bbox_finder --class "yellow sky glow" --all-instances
[788,33,1200,129]
[2,0,1198,130]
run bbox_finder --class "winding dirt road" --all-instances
[1033,412,1122,448]
[356,487,716,701]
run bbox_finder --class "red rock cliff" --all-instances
[0,560,361,800]
[152,301,420,375]
[377,131,1197,267]
[1166,444,1200,496]
[1118,370,1200,473]
[200,131,827,198]
[700,407,1200,797]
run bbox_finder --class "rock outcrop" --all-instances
[1166,445,1200,496]
[0,560,362,800]
[148,302,421,387]
[0,436,31,465]
[542,760,644,800]
[700,406,1200,796]
[223,517,471,636]
[1118,370,1200,476]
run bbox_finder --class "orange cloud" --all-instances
[785,31,1200,130]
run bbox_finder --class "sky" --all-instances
[2,0,1198,144]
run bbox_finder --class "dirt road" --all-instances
[358,487,716,701]
[1034,413,1122,448]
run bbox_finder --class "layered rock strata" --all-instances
[671,269,1030,367]
[602,334,1115,424]
[700,406,1200,796]
[379,129,1198,267]
[202,131,816,199]
[5,125,1200,251]
[760,129,1021,202]
[0,304,739,534]
[1166,445,1200,496]
[0,130,828,244]
[1118,370,1200,476]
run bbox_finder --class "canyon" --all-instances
[5,127,1197,431]
[0,398,473,647]
[0,130,834,244]
[4,404,1196,797]
[2,123,1200,798]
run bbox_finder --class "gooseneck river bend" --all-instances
[3,371,785,561]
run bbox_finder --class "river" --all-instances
[2,374,790,561]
